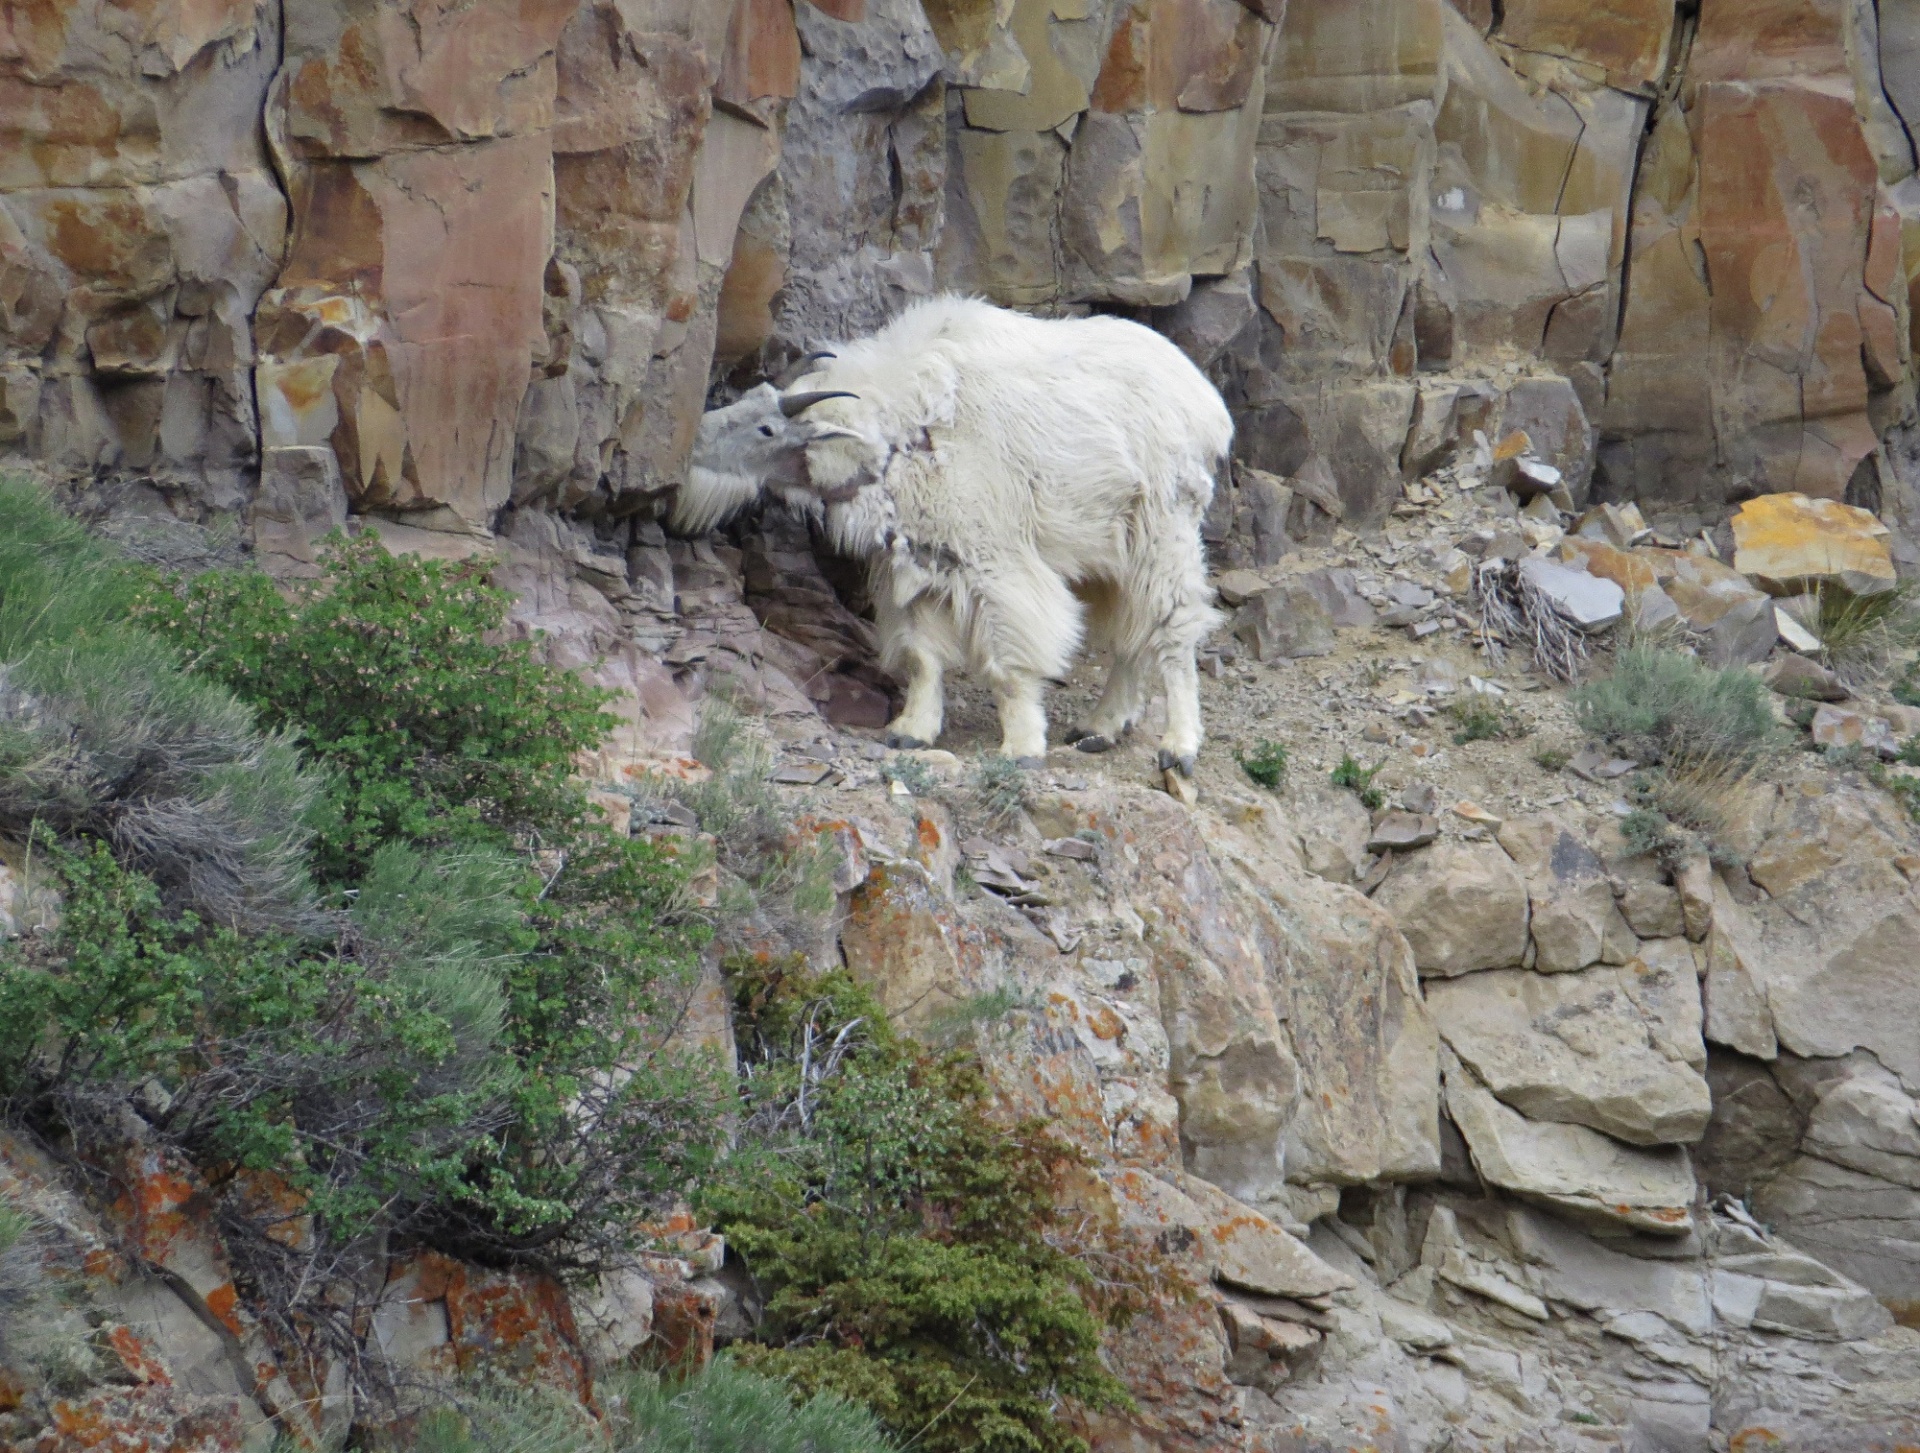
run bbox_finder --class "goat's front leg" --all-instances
[1156,650,1202,778]
[886,642,945,749]
[994,670,1050,769]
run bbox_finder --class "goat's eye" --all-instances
[758,424,776,437]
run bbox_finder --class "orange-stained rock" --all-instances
[716,0,802,109]
[1731,491,1898,597]
[1496,0,1675,90]
[263,134,555,527]
[279,0,577,158]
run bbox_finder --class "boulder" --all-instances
[1235,583,1338,661]
[1444,1051,1697,1234]
[1257,868,1442,1186]
[1496,815,1635,972]
[1443,1051,1697,1228]
[1700,877,1777,1060]
[1425,954,1711,1147]
[1765,655,1850,701]
[1367,811,1440,852]
[1810,705,1900,757]
[1372,842,1531,977]
[1289,784,1374,884]
[1732,493,1898,599]
[1517,557,1624,631]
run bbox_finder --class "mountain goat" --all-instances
[672,296,1229,774]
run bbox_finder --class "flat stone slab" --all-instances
[1426,954,1711,1146]
[1443,1050,1696,1235]
[1367,811,1440,852]
[1518,557,1624,631]
[1732,491,1897,598]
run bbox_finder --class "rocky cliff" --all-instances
[8,2,1920,1452]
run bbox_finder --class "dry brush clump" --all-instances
[1570,645,1781,861]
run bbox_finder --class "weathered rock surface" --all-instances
[1372,841,1530,977]
[1428,944,1710,1147]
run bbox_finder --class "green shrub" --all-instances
[131,531,618,884]
[410,1358,899,1453]
[613,1357,899,1453]
[0,478,319,931]
[972,754,1031,824]
[0,507,726,1279]
[703,956,1155,1453]
[1534,746,1571,772]
[1448,694,1526,745]
[1330,754,1385,810]
[1236,740,1289,789]
[1569,646,1777,773]
[880,755,936,795]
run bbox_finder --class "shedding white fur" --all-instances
[673,296,1230,772]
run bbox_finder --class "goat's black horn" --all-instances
[779,389,858,418]
[772,350,835,389]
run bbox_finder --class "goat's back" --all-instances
[817,297,1231,564]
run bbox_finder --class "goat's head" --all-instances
[673,353,890,533]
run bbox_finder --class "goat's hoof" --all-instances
[1157,749,1197,778]
[1075,734,1117,755]
[887,732,929,750]
[1014,755,1047,771]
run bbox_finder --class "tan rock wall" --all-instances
[3,0,1918,535]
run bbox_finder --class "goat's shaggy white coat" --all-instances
[674,296,1230,770]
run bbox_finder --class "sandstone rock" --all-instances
[1740,786,1920,1084]
[1732,493,1898,599]
[1427,955,1710,1147]
[840,859,980,1031]
[1619,878,1685,940]
[1496,815,1634,973]
[1235,581,1337,660]
[1256,867,1442,1186]
[1700,877,1777,1061]
[1289,783,1373,884]
[1295,567,1381,627]
[1811,704,1900,757]
[1766,655,1850,701]
[1372,841,1530,977]
[1517,556,1623,631]
[1367,811,1438,852]
[1443,1051,1697,1235]
[1215,568,1271,607]
[1110,1169,1352,1300]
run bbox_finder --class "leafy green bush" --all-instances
[1330,754,1385,810]
[972,754,1030,824]
[131,531,617,883]
[1448,694,1526,745]
[410,1358,898,1453]
[1236,740,1289,789]
[614,1357,899,1453]
[0,505,725,1283]
[704,956,1152,1453]
[1569,646,1777,772]
[0,478,319,931]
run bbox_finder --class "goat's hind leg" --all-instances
[1069,650,1144,754]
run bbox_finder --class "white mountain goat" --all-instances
[671,296,1230,774]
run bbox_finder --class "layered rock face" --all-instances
[9,3,1920,1451]
[4,0,1920,544]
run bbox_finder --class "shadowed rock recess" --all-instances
[8,1,1920,1450]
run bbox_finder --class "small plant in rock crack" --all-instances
[1534,746,1571,772]
[972,752,1031,824]
[1448,693,1526,745]
[1236,740,1289,790]
[880,754,937,795]
[1330,754,1387,811]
